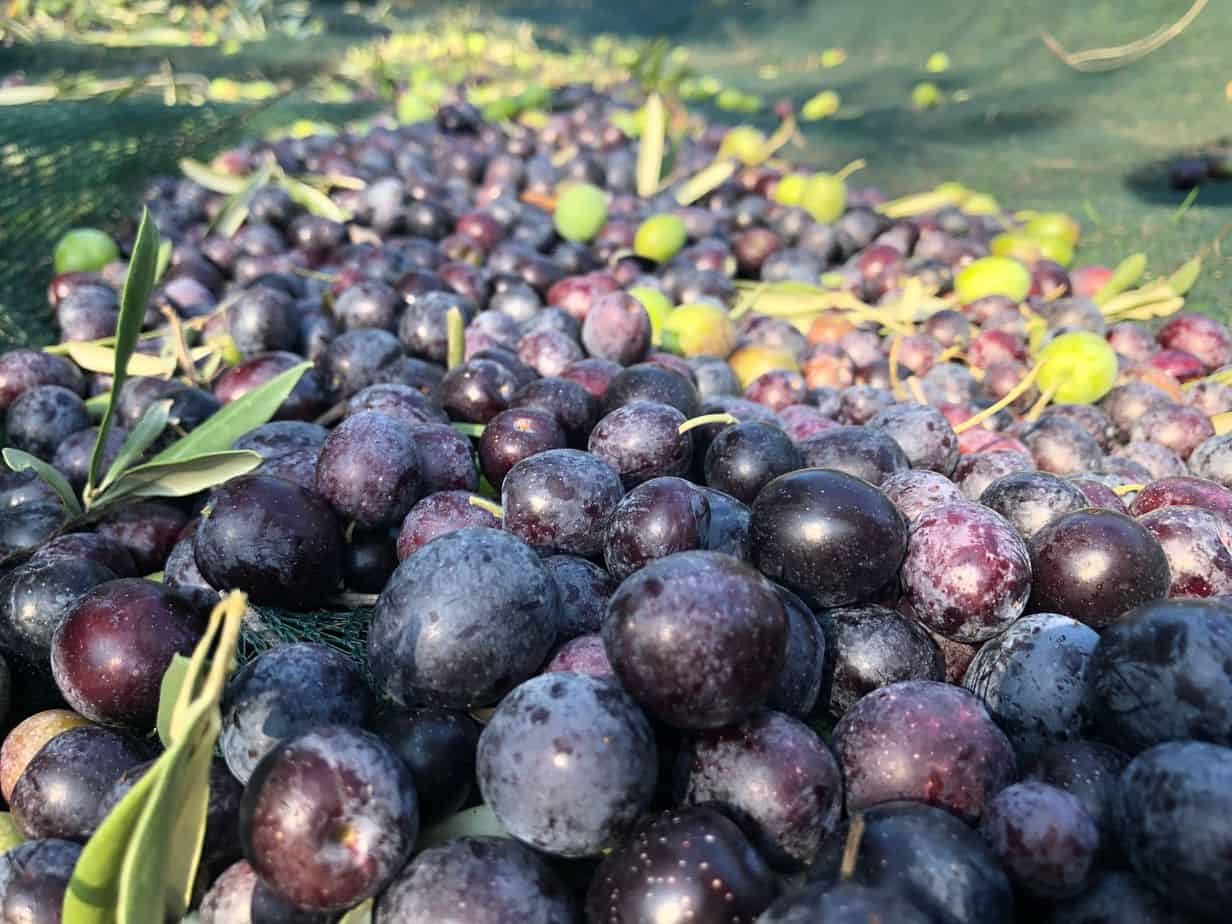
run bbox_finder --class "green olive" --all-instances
[634,214,689,263]
[801,173,846,223]
[554,183,608,243]
[53,228,119,274]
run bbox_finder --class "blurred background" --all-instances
[2,0,1228,347]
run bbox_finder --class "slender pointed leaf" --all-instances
[213,161,275,238]
[99,400,172,493]
[636,94,666,198]
[161,721,216,917]
[62,762,163,924]
[1168,256,1202,295]
[66,342,175,378]
[416,804,509,852]
[94,451,261,508]
[148,361,311,464]
[675,158,737,206]
[179,158,248,195]
[85,392,110,419]
[154,241,173,284]
[338,899,374,924]
[156,654,193,748]
[0,814,24,856]
[3,449,83,517]
[1093,252,1146,306]
[87,208,159,495]
[278,175,352,222]
[115,733,195,924]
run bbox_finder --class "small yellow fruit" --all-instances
[719,126,767,165]
[728,346,799,388]
[954,256,1031,304]
[774,174,809,206]
[802,90,841,121]
[662,303,738,358]
[800,174,846,223]
[1024,212,1081,246]
[628,287,673,345]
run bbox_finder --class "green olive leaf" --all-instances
[156,654,193,748]
[160,723,216,918]
[0,814,24,856]
[65,342,175,378]
[98,399,172,493]
[416,804,509,853]
[636,93,666,198]
[62,760,163,924]
[115,733,196,924]
[68,592,246,924]
[2,448,83,517]
[1168,256,1202,295]
[1092,252,1146,306]
[674,158,737,206]
[93,450,261,508]
[85,392,111,420]
[154,241,173,285]
[213,160,275,238]
[337,899,375,924]
[86,207,159,496]
[277,175,352,222]
[178,158,249,195]
[148,361,311,464]
[451,422,485,438]
[446,306,465,370]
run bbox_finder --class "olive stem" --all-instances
[833,158,867,182]
[1112,483,1146,496]
[468,496,504,518]
[678,413,738,435]
[952,362,1042,434]
[839,813,866,882]
[1023,384,1057,423]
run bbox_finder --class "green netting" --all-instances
[1,0,1230,355]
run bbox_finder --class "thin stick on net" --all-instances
[1041,0,1208,73]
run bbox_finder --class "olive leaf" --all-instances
[86,207,159,496]
[0,813,24,856]
[85,392,111,419]
[1093,252,1146,306]
[154,241,173,285]
[674,158,736,206]
[451,422,485,438]
[2,448,83,517]
[62,760,164,924]
[115,732,196,924]
[64,592,246,924]
[148,361,311,464]
[98,400,172,494]
[446,306,465,370]
[92,450,261,508]
[337,899,375,924]
[416,804,509,853]
[66,342,174,379]
[1168,255,1202,295]
[278,175,353,222]
[636,93,666,198]
[179,158,249,195]
[156,653,193,747]
[213,160,276,238]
